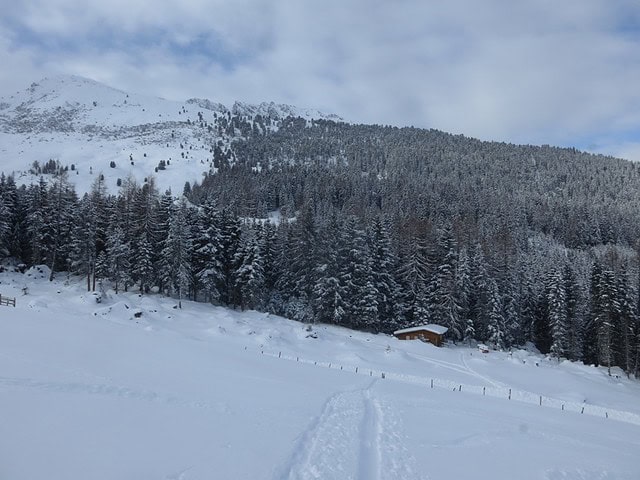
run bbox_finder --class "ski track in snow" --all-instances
[0,349,116,385]
[275,380,424,480]
[367,338,502,387]
[0,376,224,412]
[164,466,194,480]
[459,351,506,388]
[358,388,381,480]
[544,469,638,480]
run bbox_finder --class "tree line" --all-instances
[1,116,640,377]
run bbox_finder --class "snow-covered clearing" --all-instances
[0,267,639,479]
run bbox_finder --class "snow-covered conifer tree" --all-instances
[234,230,265,310]
[160,197,193,308]
[193,199,222,303]
[367,217,401,332]
[313,215,346,325]
[106,221,132,294]
[547,268,568,360]
[428,224,462,339]
[487,279,505,350]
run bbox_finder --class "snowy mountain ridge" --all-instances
[0,74,342,194]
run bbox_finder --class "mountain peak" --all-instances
[0,75,343,195]
[17,74,126,101]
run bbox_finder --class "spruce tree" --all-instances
[69,194,97,291]
[105,221,132,294]
[89,174,110,258]
[428,224,462,339]
[234,229,265,310]
[155,189,174,293]
[25,178,50,267]
[547,268,568,360]
[487,279,505,350]
[367,217,401,332]
[313,215,346,326]
[614,265,637,375]
[583,261,602,365]
[469,244,491,341]
[0,189,11,258]
[502,277,521,348]
[277,203,317,321]
[396,236,430,326]
[258,222,279,295]
[456,247,473,341]
[131,179,161,294]
[45,175,77,280]
[0,174,19,259]
[193,199,222,304]
[563,262,583,360]
[216,207,242,306]
[339,217,378,331]
[135,237,155,294]
[95,250,109,293]
[597,268,619,375]
[160,197,193,308]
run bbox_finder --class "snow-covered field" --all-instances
[1,267,639,480]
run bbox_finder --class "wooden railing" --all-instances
[0,294,16,307]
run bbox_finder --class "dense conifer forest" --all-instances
[1,117,639,376]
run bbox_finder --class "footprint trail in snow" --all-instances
[276,380,425,480]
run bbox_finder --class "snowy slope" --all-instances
[0,268,639,480]
[0,75,341,194]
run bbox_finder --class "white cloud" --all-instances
[616,144,640,163]
[593,141,640,163]
[1,0,639,158]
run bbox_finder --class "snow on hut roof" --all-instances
[393,324,449,335]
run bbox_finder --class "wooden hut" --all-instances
[393,324,448,347]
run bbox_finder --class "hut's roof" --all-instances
[393,324,449,335]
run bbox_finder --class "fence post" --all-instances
[430,379,434,389]
[509,388,512,400]
[581,407,584,414]
[562,404,564,411]
[539,395,542,406]
[278,352,281,358]
[483,387,485,395]
[356,367,358,373]
[459,385,462,392]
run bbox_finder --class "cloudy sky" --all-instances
[1,0,639,160]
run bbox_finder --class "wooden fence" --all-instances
[257,347,640,426]
[0,294,16,307]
